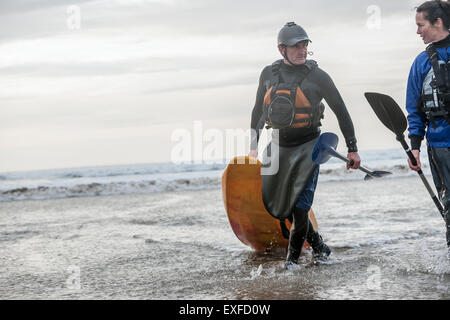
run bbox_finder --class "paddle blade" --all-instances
[363,170,392,181]
[364,92,408,137]
[312,132,339,164]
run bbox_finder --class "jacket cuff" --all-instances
[410,135,423,151]
[345,136,358,153]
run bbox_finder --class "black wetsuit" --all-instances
[250,60,358,150]
[250,60,358,263]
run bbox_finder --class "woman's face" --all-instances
[416,11,447,44]
[280,41,308,65]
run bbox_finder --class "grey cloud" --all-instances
[0,0,419,44]
[115,0,415,36]
[0,60,178,77]
[143,74,256,94]
[0,54,266,78]
[0,0,95,14]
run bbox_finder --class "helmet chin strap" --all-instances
[281,46,311,66]
[282,50,304,67]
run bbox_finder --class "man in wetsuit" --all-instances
[406,1,450,248]
[249,22,361,269]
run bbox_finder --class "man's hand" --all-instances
[249,149,258,158]
[408,149,421,171]
[346,152,361,169]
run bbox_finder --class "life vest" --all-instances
[419,44,450,127]
[262,60,324,130]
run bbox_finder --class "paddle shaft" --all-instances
[329,148,378,178]
[396,136,445,216]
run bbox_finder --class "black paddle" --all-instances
[364,92,445,218]
[312,132,392,180]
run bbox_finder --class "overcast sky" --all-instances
[0,0,427,172]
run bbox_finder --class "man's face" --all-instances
[279,40,308,65]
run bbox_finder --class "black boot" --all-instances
[306,220,331,261]
[284,249,302,270]
[446,215,450,248]
[284,207,309,270]
[444,196,450,248]
[445,208,450,249]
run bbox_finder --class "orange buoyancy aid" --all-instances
[261,60,324,130]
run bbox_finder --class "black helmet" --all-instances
[277,22,311,46]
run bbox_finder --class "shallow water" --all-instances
[0,176,449,299]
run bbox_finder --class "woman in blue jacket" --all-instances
[406,0,450,248]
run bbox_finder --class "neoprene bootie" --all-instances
[307,229,331,260]
[444,208,450,248]
[284,207,309,269]
[444,198,450,248]
[284,249,301,270]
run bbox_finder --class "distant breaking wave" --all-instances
[0,176,221,202]
[0,154,431,202]
[0,148,432,202]
[0,162,226,181]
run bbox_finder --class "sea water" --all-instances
[0,148,425,202]
[0,148,448,299]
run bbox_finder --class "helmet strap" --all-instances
[281,47,303,67]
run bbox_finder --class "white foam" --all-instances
[0,148,433,202]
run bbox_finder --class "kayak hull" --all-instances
[222,156,318,251]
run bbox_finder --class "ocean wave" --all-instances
[0,155,432,202]
[318,162,426,182]
[0,176,222,202]
[0,162,227,181]
[0,229,41,242]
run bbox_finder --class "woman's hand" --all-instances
[408,149,421,171]
[249,149,258,158]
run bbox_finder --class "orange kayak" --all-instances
[222,156,318,251]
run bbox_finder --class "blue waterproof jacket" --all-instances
[406,36,450,150]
